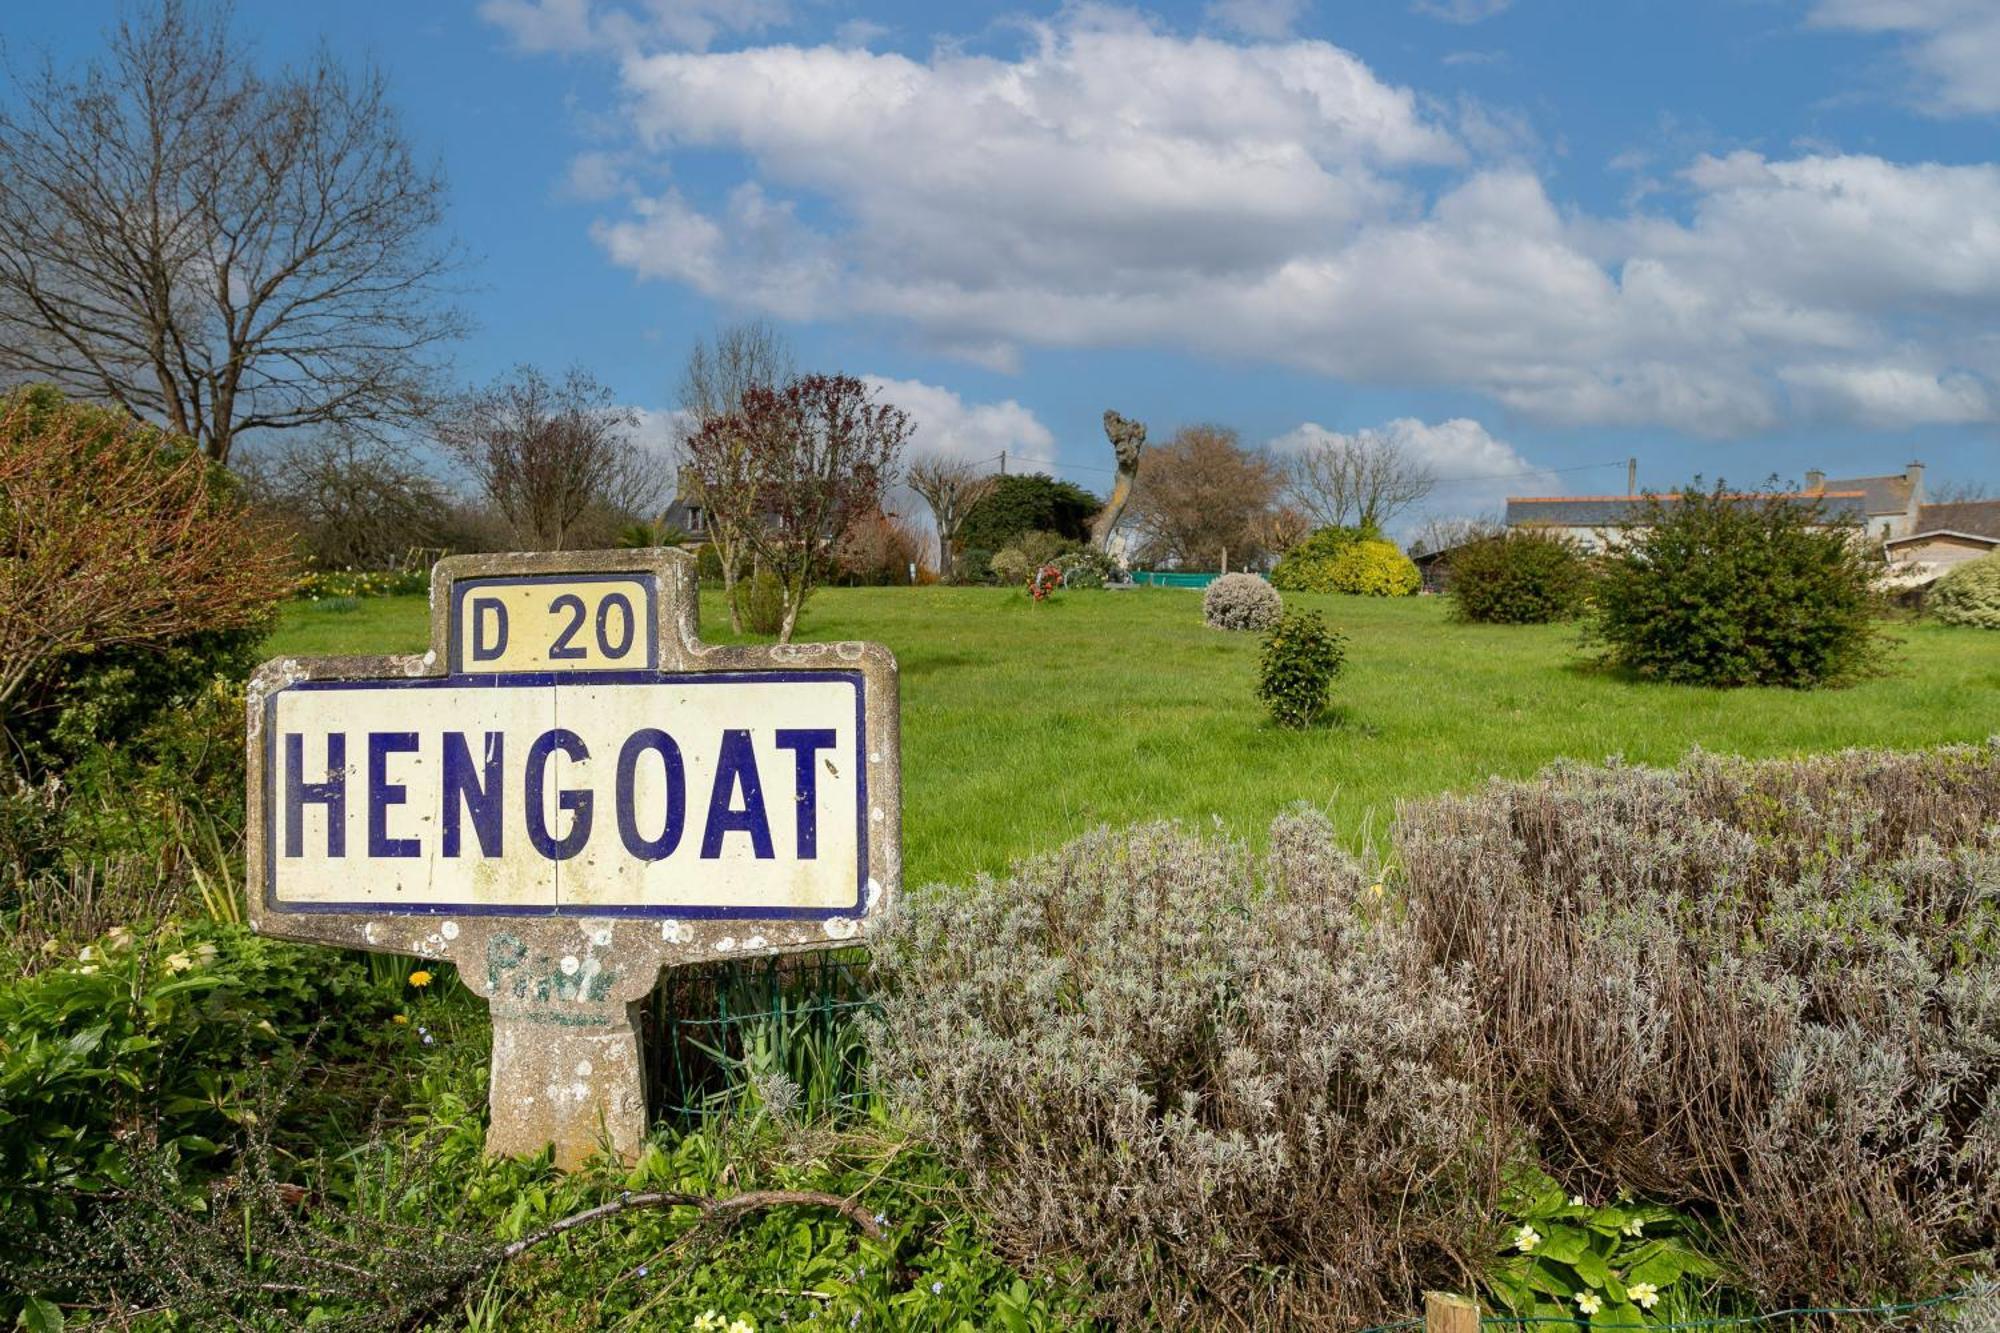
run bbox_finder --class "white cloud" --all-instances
[1808,0,2000,116]
[1270,416,1561,531]
[1412,0,1513,24]
[518,8,2000,436]
[861,376,1055,466]
[560,150,632,200]
[1205,0,1310,40]
[481,0,789,53]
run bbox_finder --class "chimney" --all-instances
[1804,469,1825,494]
[1905,460,1924,504]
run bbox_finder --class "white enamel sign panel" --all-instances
[259,569,873,921]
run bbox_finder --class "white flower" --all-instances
[164,952,193,973]
[693,1314,724,1332]
[1621,1218,1645,1237]
[1576,1292,1603,1315]
[725,1320,755,1333]
[1513,1225,1541,1252]
[1630,1282,1660,1310]
[1569,1194,1586,1207]
[77,965,98,976]
[105,926,134,951]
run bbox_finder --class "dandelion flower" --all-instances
[1629,1282,1659,1310]
[392,1014,409,1026]
[164,952,193,973]
[1575,1292,1603,1316]
[407,969,434,988]
[1513,1225,1541,1252]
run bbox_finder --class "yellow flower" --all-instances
[40,938,59,956]
[407,970,434,988]
[1575,1292,1603,1316]
[392,1013,410,1025]
[1513,1225,1541,1252]
[1366,882,1385,899]
[1629,1282,1659,1310]
[164,952,193,973]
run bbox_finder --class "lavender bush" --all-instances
[868,814,1503,1327]
[1401,743,2000,1308]
[1202,571,1281,631]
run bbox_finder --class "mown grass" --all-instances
[267,587,2000,888]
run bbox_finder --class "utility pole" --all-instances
[999,450,1007,476]
[1627,457,1637,496]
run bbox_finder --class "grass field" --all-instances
[268,587,2000,888]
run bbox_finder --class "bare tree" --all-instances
[1125,424,1281,570]
[1928,479,1992,503]
[1410,513,1502,557]
[719,374,910,642]
[676,321,794,629]
[239,431,452,571]
[441,366,658,552]
[1284,431,1436,532]
[907,456,998,582]
[0,1,466,464]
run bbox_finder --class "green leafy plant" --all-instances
[1448,530,1594,624]
[1257,609,1347,727]
[1484,1168,1722,1328]
[1928,552,2000,629]
[1588,480,1889,687]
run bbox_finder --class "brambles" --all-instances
[1928,553,2000,628]
[1447,530,1593,624]
[868,814,1500,1328]
[1202,572,1281,631]
[1257,609,1346,727]
[1589,481,1889,687]
[1269,525,1419,596]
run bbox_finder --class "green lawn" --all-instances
[267,588,2000,888]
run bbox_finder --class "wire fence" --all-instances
[640,950,877,1123]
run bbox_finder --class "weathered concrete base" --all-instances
[486,1002,648,1169]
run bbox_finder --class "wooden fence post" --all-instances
[1424,1291,1480,1333]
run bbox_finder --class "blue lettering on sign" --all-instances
[616,728,686,860]
[279,723,842,865]
[367,732,421,858]
[525,729,593,860]
[284,732,347,858]
[470,597,508,661]
[774,728,835,859]
[442,731,505,857]
[701,729,774,859]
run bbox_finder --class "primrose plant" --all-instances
[1484,1169,1720,1328]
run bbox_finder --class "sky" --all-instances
[7,0,2000,530]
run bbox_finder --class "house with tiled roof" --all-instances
[1883,496,2000,582]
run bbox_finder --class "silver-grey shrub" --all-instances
[1399,743,2000,1309]
[867,813,1502,1328]
[1202,571,1281,631]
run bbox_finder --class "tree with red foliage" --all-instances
[728,374,911,642]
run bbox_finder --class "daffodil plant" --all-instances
[1483,1168,1720,1329]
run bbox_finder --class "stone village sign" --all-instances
[245,548,900,1168]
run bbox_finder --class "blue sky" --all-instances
[9,0,1999,524]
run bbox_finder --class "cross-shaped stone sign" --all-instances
[245,549,900,1167]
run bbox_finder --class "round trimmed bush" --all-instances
[1257,609,1346,728]
[1270,526,1418,596]
[1446,530,1593,624]
[1590,482,1887,688]
[1203,572,1281,631]
[1929,553,2000,629]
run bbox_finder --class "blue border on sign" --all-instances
[262,669,869,921]
[448,572,661,674]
